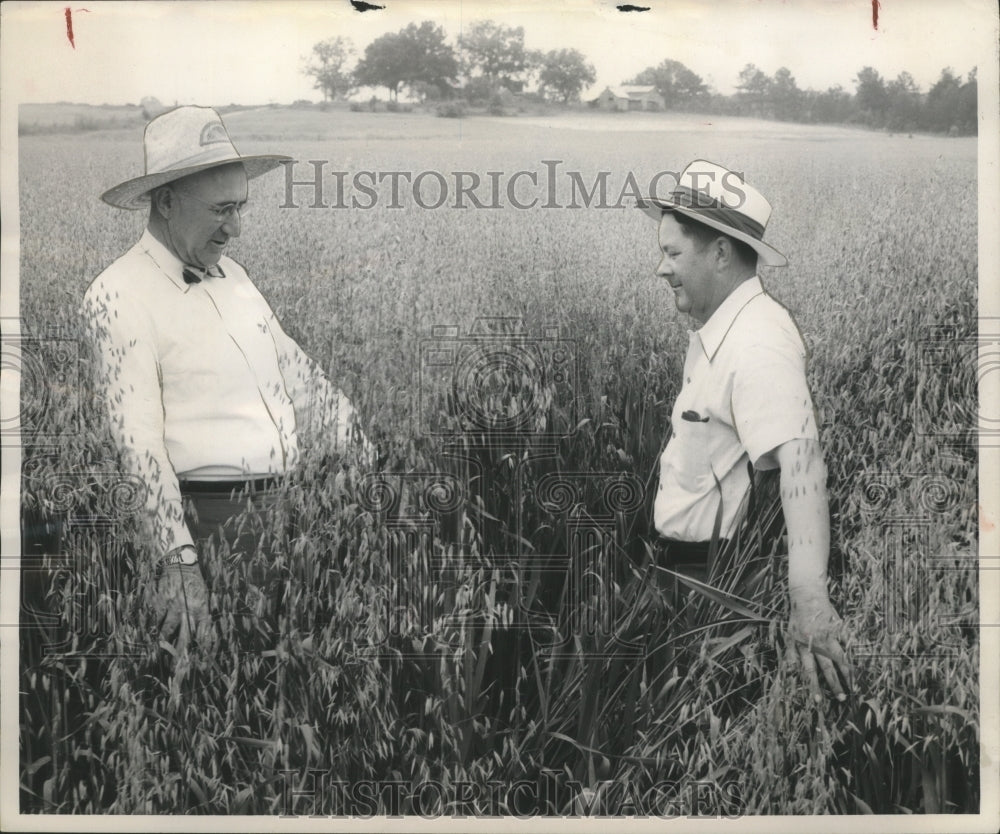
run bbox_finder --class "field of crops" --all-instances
[16,106,979,816]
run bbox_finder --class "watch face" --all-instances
[167,547,198,566]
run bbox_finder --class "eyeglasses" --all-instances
[172,188,250,222]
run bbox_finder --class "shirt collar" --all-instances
[138,228,192,293]
[695,276,765,362]
[138,229,226,291]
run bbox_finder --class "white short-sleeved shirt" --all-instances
[654,276,819,542]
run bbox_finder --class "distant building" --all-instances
[593,85,665,112]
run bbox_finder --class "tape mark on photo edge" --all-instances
[65,7,89,49]
[872,0,880,31]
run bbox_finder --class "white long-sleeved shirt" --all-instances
[84,230,360,554]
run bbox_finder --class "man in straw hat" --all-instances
[638,160,852,702]
[84,105,367,650]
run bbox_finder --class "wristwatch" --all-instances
[164,545,199,566]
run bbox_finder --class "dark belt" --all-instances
[178,477,282,494]
[656,538,728,566]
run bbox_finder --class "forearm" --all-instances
[776,439,851,699]
[274,324,363,451]
[776,438,831,595]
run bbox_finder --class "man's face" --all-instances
[164,163,248,268]
[655,213,720,324]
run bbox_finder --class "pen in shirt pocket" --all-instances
[681,409,709,423]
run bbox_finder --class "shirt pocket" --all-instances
[663,417,717,494]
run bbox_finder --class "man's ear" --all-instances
[712,235,732,267]
[151,186,173,218]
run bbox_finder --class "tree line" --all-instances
[303,21,978,135]
[303,21,595,107]
[719,63,977,135]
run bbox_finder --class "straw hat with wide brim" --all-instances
[637,159,787,267]
[101,105,292,210]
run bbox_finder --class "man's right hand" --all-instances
[153,563,214,652]
[788,587,852,703]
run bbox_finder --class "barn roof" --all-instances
[618,85,659,96]
[601,85,661,100]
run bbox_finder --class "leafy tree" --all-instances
[736,63,771,116]
[354,21,458,100]
[925,67,963,132]
[769,67,802,120]
[461,75,501,105]
[809,85,853,124]
[460,20,529,88]
[410,80,443,102]
[353,32,408,99]
[537,48,595,103]
[303,36,356,102]
[674,66,709,103]
[956,67,978,135]
[404,21,459,93]
[854,66,889,126]
[627,59,708,108]
[885,71,921,131]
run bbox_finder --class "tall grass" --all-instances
[17,113,978,815]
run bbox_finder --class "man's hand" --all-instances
[153,563,214,652]
[788,587,852,702]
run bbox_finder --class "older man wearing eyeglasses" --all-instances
[84,106,367,651]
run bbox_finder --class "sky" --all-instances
[1,0,992,106]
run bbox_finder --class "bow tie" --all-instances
[183,264,226,284]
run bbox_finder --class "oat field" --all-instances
[16,106,979,815]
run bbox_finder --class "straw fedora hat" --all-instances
[101,105,291,210]
[638,159,787,267]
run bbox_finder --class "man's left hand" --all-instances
[788,588,852,703]
[153,563,215,653]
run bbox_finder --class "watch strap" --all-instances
[164,545,198,566]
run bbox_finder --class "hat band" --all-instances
[670,186,765,241]
[149,144,241,174]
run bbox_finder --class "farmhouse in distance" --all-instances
[592,85,665,111]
